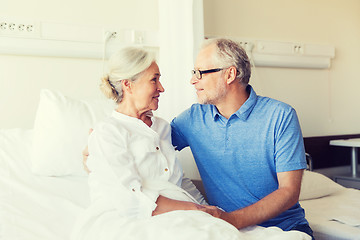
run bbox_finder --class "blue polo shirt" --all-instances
[170,85,308,230]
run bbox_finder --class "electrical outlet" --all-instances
[238,40,254,52]
[132,30,144,44]
[103,28,124,42]
[0,17,40,38]
[293,44,304,54]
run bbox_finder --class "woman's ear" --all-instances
[122,80,132,93]
[225,66,237,85]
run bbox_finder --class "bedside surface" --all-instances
[330,138,360,147]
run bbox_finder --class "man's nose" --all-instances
[190,75,199,85]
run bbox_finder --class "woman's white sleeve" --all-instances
[181,177,208,205]
[87,123,158,218]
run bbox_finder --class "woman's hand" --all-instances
[152,195,227,219]
[82,145,90,173]
[152,195,205,216]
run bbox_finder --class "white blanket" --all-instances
[0,129,310,240]
[71,179,310,240]
[72,210,311,240]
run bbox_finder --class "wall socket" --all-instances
[132,30,144,44]
[0,17,40,38]
[239,41,254,52]
[103,29,146,45]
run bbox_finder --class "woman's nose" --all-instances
[158,82,165,92]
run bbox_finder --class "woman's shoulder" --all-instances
[151,116,171,136]
[152,116,170,126]
[92,116,129,139]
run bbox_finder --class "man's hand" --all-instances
[82,128,93,174]
[199,205,225,218]
[208,169,305,229]
[199,206,240,227]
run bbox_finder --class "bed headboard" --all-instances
[303,134,360,169]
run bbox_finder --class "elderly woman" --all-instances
[71,47,234,240]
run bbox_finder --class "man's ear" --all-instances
[225,66,238,85]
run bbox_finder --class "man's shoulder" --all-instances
[256,96,294,114]
[175,104,211,119]
[188,103,212,112]
[171,104,212,130]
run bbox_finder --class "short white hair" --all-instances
[100,47,155,103]
[202,38,251,85]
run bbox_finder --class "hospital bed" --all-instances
[0,89,358,240]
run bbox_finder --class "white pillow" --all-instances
[299,170,344,200]
[31,89,115,176]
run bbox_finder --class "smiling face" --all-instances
[191,44,227,105]
[131,61,164,113]
[190,44,226,105]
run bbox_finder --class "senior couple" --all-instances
[76,38,314,239]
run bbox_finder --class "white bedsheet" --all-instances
[0,129,310,240]
[300,188,360,240]
[0,129,90,240]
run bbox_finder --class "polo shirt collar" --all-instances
[211,85,258,121]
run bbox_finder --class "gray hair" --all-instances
[202,38,251,85]
[100,47,155,103]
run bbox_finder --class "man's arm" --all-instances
[209,169,303,229]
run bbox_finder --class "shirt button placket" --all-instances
[155,145,168,173]
[225,122,231,148]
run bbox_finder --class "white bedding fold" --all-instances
[71,178,311,240]
[330,215,360,227]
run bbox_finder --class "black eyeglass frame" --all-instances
[191,68,224,80]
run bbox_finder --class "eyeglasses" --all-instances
[191,68,224,80]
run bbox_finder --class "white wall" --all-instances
[0,55,104,129]
[0,0,159,129]
[204,0,360,137]
[2,0,360,138]
[0,0,158,28]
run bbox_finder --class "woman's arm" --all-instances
[152,195,208,216]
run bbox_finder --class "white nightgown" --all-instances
[70,111,203,240]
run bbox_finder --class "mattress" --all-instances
[300,188,360,240]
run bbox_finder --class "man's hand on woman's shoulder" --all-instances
[82,128,93,174]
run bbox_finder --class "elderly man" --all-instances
[170,38,313,239]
